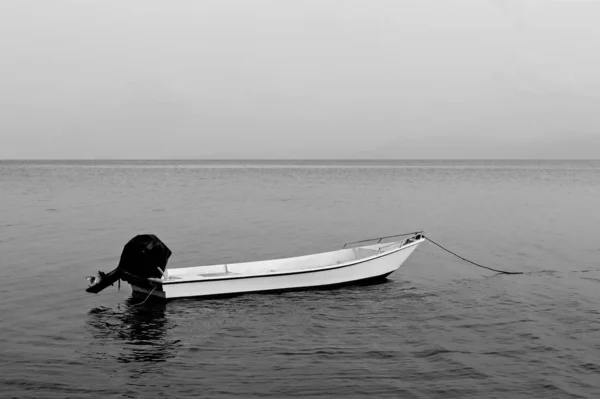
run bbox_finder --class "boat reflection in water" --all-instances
[84,297,182,368]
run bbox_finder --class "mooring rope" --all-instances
[131,287,157,306]
[423,235,523,275]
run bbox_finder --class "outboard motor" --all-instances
[86,234,172,294]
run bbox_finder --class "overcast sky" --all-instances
[1,0,599,159]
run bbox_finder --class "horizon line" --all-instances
[1,158,599,162]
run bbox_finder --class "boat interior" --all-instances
[157,235,422,282]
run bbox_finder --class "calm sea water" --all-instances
[1,160,599,398]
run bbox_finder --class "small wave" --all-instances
[413,347,473,358]
[580,276,600,283]
[578,362,600,372]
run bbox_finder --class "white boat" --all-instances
[85,232,424,300]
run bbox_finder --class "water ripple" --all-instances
[2,161,600,398]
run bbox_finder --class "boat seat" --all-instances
[198,272,241,278]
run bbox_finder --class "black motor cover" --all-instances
[117,234,172,280]
[86,234,172,294]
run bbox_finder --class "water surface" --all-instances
[1,160,599,398]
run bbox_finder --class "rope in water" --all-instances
[131,286,157,306]
[423,235,523,275]
[75,285,157,305]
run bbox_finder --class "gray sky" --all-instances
[1,0,599,159]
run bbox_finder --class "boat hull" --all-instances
[131,241,420,300]
[131,271,395,300]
